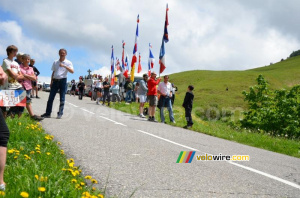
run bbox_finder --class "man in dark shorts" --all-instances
[29,59,40,98]
[147,72,161,122]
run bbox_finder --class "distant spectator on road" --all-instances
[91,81,97,101]
[124,77,133,103]
[95,76,103,105]
[1,45,24,118]
[41,48,74,119]
[147,72,161,122]
[137,74,148,118]
[29,59,40,98]
[20,54,43,121]
[77,76,85,100]
[0,64,8,191]
[102,77,111,106]
[111,81,121,102]
[157,75,175,124]
[70,79,76,96]
[182,85,194,129]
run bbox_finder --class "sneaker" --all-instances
[148,117,153,121]
[139,114,146,118]
[161,121,166,124]
[36,96,40,99]
[31,115,44,121]
[152,117,158,122]
[56,115,62,119]
[41,113,51,118]
[184,125,192,129]
[30,95,33,98]
[171,120,176,124]
[0,183,5,191]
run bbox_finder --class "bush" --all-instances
[241,75,300,139]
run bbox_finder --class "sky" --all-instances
[0,0,299,83]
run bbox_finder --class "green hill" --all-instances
[170,56,300,109]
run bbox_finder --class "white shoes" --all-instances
[0,183,5,191]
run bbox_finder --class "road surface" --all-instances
[32,91,300,197]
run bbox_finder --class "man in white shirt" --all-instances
[41,48,74,119]
[157,75,175,123]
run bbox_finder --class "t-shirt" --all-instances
[103,81,110,92]
[96,80,103,88]
[158,82,172,97]
[77,82,85,91]
[147,78,161,96]
[1,58,22,90]
[52,59,73,79]
[20,64,34,90]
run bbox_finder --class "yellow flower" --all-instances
[40,176,48,182]
[91,196,98,198]
[98,194,104,198]
[69,162,74,168]
[14,156,18,159]
[69,158,74,163]
[71,179,77,183]
[0,191,5,195]
[8,149,14,154]
[36,150,41,154]
[62,168,66,171]
[35,175,39,180]
[57,142,62,145]
[30,151,35,154]
[82,192,90,196]
[92,187,96,191]
[60,150,64,154]
[46,152,51,156]
[18,122,22,126]
[20,192,29,198]
[38,187,46,192]
[91,179,98,184]
[84,175,92,180]
[24,154,31,160]
[80,182,85,186]
[37,144,40,147]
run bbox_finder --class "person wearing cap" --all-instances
[41,48,74,119]
[77,76,85,100]
[15,52,24,65]
[157,75,175,123]
[111,81,121,103]
[147,72,161,122]
[137,73,148,118]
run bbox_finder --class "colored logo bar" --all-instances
[176,151,196,163]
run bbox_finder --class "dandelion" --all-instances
[98,194,104,198]
[80,182,85,186]
[46,152,51,156]
[82,192,90,197]
[57,142,62,145]
[0,191,5,195]
[92,187,96,191]
[69,162,74,168]
[26,126,29,129]
[69,158,74,163]
[35,175,39,180]
[14,156,18,159]
[36,150,41,154]
[71,179,77,183]
[91,179,98,184]
[62,168,67,171]
[8,149,14,154]
[85,175,92,180]
[60,150,64,154]
[30,151,35,154]
[38,187,46,192]
[24,154,31,160]
[40,176,48,182]
[20,192,29,198]
[18,122,21,126]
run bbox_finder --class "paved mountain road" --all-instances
[32,91,300,197]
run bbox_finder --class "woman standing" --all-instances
[95,76,103,105]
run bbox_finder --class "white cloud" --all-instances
[37,76,52,84]
[92,66,111,78]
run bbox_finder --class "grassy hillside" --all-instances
[170,56,300,110]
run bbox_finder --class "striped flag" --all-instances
[110,45,115,85]
[159,4,169,74]
[121,41,129,78]
[148,43,155,76]
[130,14,139,82]
[125,54,129,71]
[137,53,142,73]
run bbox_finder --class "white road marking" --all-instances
[68,103,78,107]
[80,108,95,114]
[136,130,300,190]
[98,116,127,126]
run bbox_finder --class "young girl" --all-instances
[182,85,194,129]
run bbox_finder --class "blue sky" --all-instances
[1,0,300,83]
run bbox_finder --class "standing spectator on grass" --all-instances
[147,72,161,122]
[1,45,24,118]
[20,54,43,121]
[77,76,85,100]
[182,85,194,129]
[157,75,175,124]
[137,74,148,118]
[0,63,9,191]
[41,48,74,119]
[124,77,133,103]
[111,81,121,102]
[29,59,40,98]
[171,83,177,106]
[102,77,111,106]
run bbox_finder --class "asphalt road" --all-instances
[32,91,300,198]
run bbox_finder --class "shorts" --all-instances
[148,95,158,106]
[26,89,32,104]
[71,86,76,91]
[0,110,9,147]
[139,95,147,103]
[95,88,102,92]
[32,81,37,87]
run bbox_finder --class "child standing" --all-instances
[182,85,194,129]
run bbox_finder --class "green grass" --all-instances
[3,115,104,198]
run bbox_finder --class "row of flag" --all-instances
[110,4,169,85]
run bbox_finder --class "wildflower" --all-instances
[92,187,96,191]
[80,182,85,186]
[0,191,5,195]
[20,192,29,198]
[26,126,29,129]
[36,151,41,154]
[98,194,104,198]
[24,154,31,160]
[46,152,51,156]
[8,149,14,154]
[71,179,77,183]
[30,151,35,154]
[61,150,64,154]
[82,192,90,197]
[69,158,74,163]
[14,156,18,159]
[57,142,62,145]
[85,175,92,180]
[62,168,67,171]
[38,187,46,192]
[40,176,48,182]
[18,122,21,126]
[91,179,98,184]
[35,175,39,180]
[69,162,75,168]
